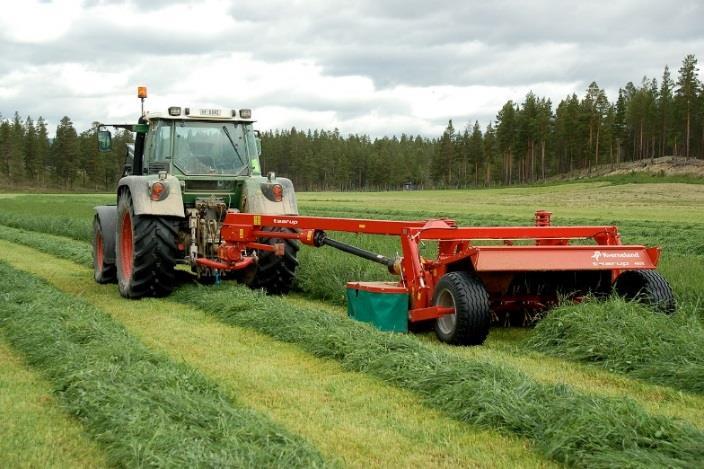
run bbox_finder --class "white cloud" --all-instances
[0,0,702,137]
[0,0,82,43]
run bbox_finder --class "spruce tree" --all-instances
[36,117,50,185]
[24,116,38,181]
[675,54,700,159]
[468,121,483,186]
[52,116,80,188]
[8,112,25,180]
[0,118,9,178]
[658,66,675,157]
[496,101,517,184]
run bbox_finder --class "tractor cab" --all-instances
[141,108,262,179]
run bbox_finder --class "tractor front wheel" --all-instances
[613,270,676,314]
[433,272,491,345]
[115,191,179,298]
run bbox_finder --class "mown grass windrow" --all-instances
[0,262,326,468]
[174,283,704,468]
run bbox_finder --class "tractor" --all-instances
[93,87,298,298]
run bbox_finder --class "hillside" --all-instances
[555,156,704,180]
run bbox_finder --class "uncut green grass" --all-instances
[2,190,704,255]
[297,182,704,223]
[0,262,326,468]
[173,283,704,468]
[525,299,704,394]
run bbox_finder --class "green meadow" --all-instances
[0,179,702,467]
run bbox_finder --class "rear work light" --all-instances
[149,181,169,201]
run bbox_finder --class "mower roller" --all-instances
[200,209,676,345]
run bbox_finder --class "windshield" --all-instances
[171,121,249,175]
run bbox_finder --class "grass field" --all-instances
[0,180,703,467]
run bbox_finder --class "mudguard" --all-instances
[241,176,298,215]
[94,205,117,263]
[117,175,185,217]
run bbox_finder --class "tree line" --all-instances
[0,114,134,191]
[1,54,701,191]
[264,54,703,190]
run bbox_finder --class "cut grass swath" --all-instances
[0,225,92,266]
[0,262,326,468]
[525,298,704,394]
[173,283,704,468]
[2,221,703,395]
[0,337,107,468]
[1,245,553,469]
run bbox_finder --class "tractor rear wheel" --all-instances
[614,270,676,314]
[244,227,299,294]
[433,272,491,345]
[115,191,179,298]
[92,215,116,284]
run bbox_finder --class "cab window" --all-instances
[146,121,173,163]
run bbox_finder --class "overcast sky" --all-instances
[1,0,702,137]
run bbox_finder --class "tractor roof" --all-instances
[145,107,255,123]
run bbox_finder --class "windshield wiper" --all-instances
[222,125,248,174]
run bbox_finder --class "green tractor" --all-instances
[94,87,299,298]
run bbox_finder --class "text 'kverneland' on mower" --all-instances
[93,87,675,346]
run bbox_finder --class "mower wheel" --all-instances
[115,191,179,298]
[614,270,676,314]
[93,215,116,284]
[244,227,299,294]
[433,272,491,345]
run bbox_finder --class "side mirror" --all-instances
[253,129,262,156]
[97,130,113,152]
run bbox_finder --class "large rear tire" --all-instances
[244,227,299,294]
[93,215,116,284]
[614,270,676,314]
[433,271,491,345]
[115,191,179,298]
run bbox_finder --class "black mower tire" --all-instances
[433,271,491,345]
[92,215,116,284]
[614,269,676,314]
[244,227,299,295]
[115,191,180,299]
